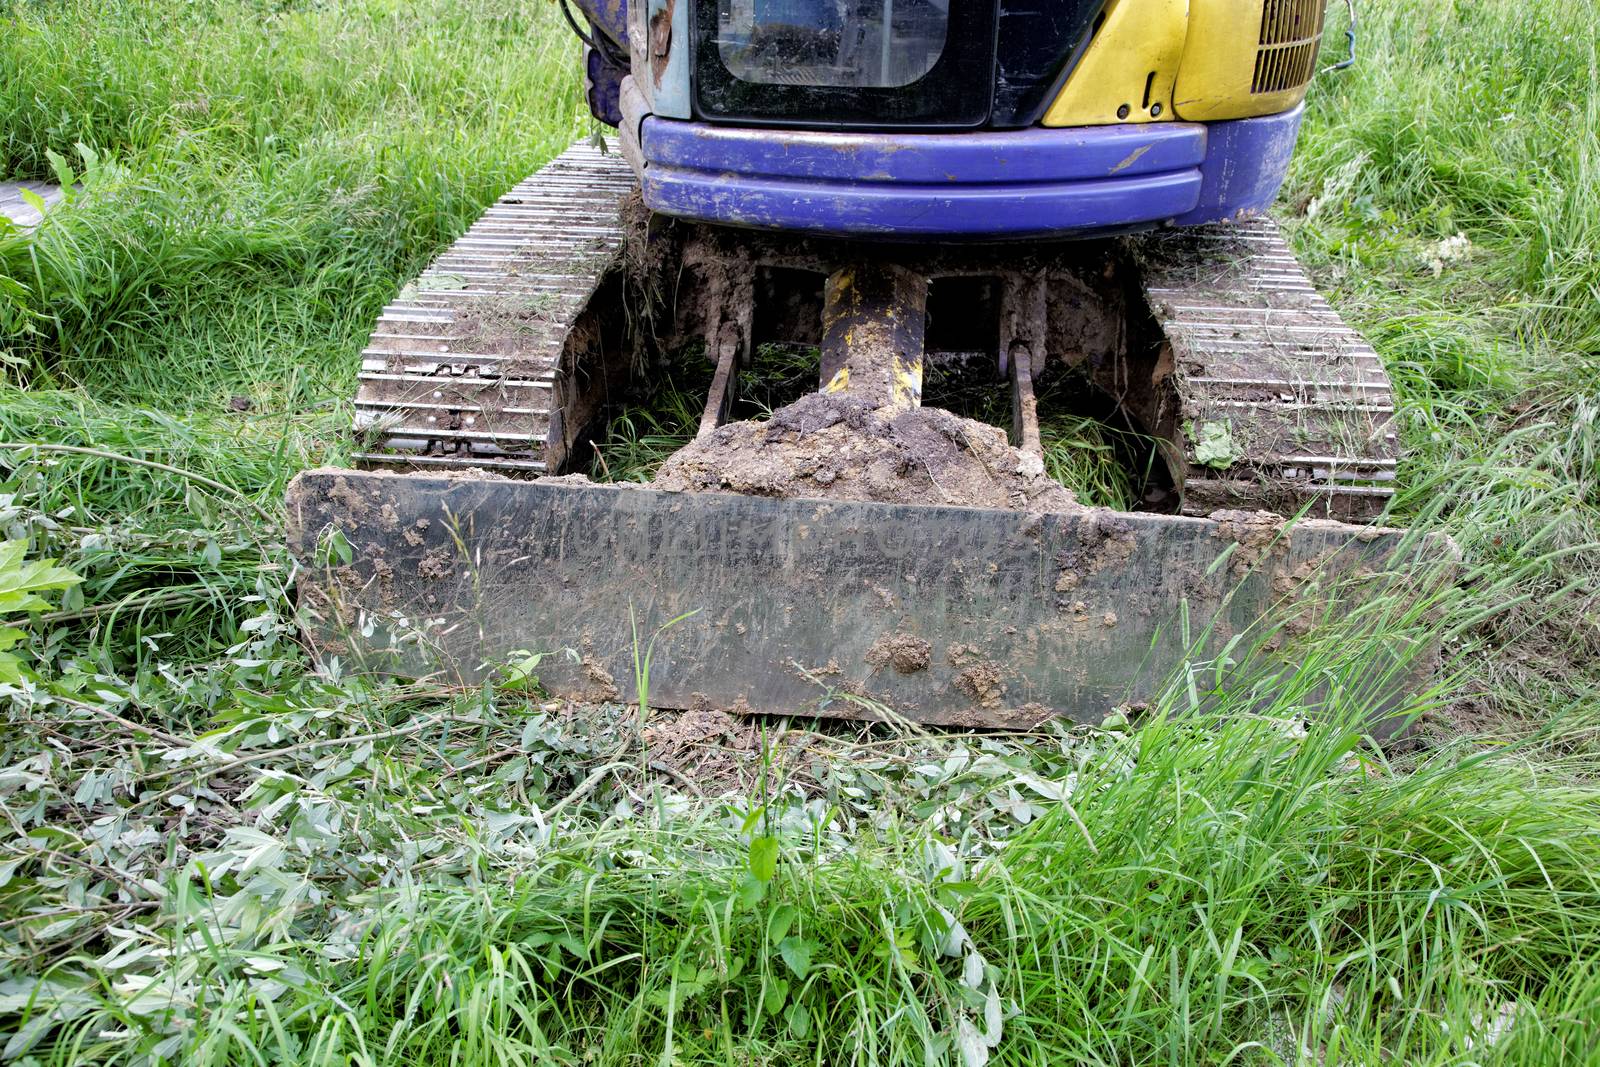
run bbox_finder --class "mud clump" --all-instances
[652,393,1080,513]
[417,548,454,580]
[865,632,932,675]
[946,643,984,667]
[1211,509,1287,578]
[1054,514,1138,593]
[581,658,622,703]
[431,466,512,484]
[325,476,372,525]
[954,662,1007,709]
[402,518,432,547]
[370,557,398,607]
[534,473,647,491]
[643,705,745,756]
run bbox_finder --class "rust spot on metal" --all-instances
[650,0,674,87]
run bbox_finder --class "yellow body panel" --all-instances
[1043,0,1327,127]
[1174,0,1325,121]
[1041,0,1190,127]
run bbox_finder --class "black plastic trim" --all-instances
[994,0,1112,128]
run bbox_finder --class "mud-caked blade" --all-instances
[288,470,1442,732]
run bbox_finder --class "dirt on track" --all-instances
[652,392,1081,513]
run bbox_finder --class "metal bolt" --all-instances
[1117,103,1130,119]
[1150,103,1163,117]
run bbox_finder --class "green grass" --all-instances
[590,360,715,482]
[2,0,1600,1063]
[920,361,1163,509]
[1284,0,1600,731]
[0,0,587,410]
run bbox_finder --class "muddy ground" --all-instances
[652,392,1081,513]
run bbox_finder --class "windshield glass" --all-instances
[716,0,950,88]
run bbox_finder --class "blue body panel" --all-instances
[1173,108,1306,227]
[644,163,1205,237]
[642,121,1209,184]
[624,105,1306,238]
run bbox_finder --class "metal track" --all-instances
[1140,218,1397,522]
[0,182,65,229]
[356,149,1395,521]
[353,142,635,474]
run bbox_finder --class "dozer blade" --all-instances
[287,470,1432,730]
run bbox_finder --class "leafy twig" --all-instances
[129,714,451,812]
[52,695,191,748]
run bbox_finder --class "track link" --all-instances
[353,142,635,474]
[1140,218,1398,522]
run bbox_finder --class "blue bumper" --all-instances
[626,106,1305,239]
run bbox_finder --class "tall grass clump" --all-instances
[0,386,335,669]
[1285,0,1600,731]
[0,0,585,409]
[0,0,585,668]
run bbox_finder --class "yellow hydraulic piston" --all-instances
[820,264,927,413]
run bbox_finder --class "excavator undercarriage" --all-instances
[286,143,1434,729]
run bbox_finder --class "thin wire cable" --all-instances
[559,0,631,68]
[1322,0,1358,75]
[558,0,601,50]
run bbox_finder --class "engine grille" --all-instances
[1251,0,1327,94]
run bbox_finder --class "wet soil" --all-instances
[652,393,1082,513]
[865,632,933,675]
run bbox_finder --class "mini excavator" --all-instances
[288,0,1433,727]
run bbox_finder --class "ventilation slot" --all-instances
[1251,0,1326,94]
